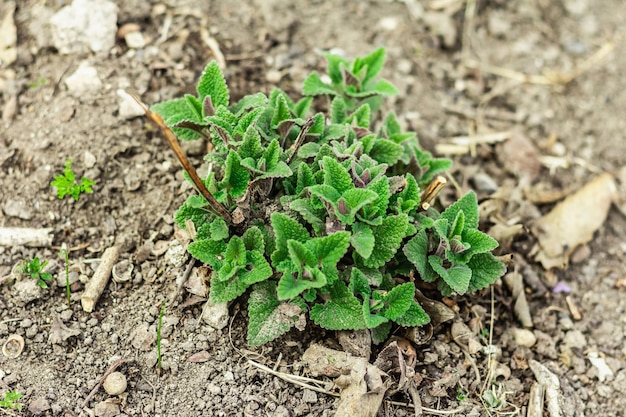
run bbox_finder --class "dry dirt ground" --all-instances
[1,0,626,416]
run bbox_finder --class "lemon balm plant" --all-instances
[133,48,505,346]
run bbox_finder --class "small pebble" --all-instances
[513,328,537,347]
[65,62,102,97]
[2,200,32,220]
[563,330,587,350]
[124,31,145,49]
[94,400,120,417]
[28,398,51,415]
[103,371,127,395]
[302,389,318,403]
[224,370,235,381]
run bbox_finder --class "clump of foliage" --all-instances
[51,158,95,201]
[149,48,505,346]
[21,257,53,289]
[0,390,23,412]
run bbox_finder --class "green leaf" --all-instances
[296,163,316,193]
[297,142,321,159]
[174,197,214,229]
[239,125,264,160]
[224,236,246,265]
[305,231,351,267]
[196,61,229,108]
[394,300,430,327]
[152,98,205,140]
[382,282,414,320]
[310,281,367,330]
[188,239,227,269]
[288,239,317,268]
[294,97,313,118]
[440,191,479,229]
[209,218,229,241]
[457,229,499,263]
[322,156,352,193]
[234,108,264,140]
[338,188,378,224]
[242,226,265,253]
[218,151,249,198]
[277,265,327,300]
[403,229,438,282]
[330,96,347,124]
[264,139,281,171]
[302,72,336,96]
[347,104,370,128]
[271,94,292,129]
[383,111,402,136]
[257,161,293,180]
[210,250,272,303]
[247,281,306,346]
[371,322,392,344]
[309,184,341,205]
[370,139,404,165]
[367,176,390,218]
[429,256,472,294]
[230,92,268,114]
[467,253,506,293]
[362,214,409,268]
[363,294,389,328]
[290,198,325,231]
[350,222,375,259]
[271,213,310,265]
[321,52,349,85]
[356,47,386,85]
[367,79,398,95]
[348,267,371,297]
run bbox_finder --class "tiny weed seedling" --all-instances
[28,77,46,89]
[0,390,23,412]
[21,257,52,289]
[157,301,166,374]
[132,48,506,346]
[51,158,95,201]
[60,247,70,306]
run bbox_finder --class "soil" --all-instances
[1,0,625,416]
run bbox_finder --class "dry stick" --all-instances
[81,246,120,313]
[168,259,195,306]
[419,176,447,211]
[286,117,315,165]
[125,90,232,224]
[81,357,131,407]
[0,227,53,247]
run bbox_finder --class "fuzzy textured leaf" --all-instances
[247,281,306,346]
[197,61,229,108]
[362,214,409,268]
[271,213,310,265]
[310,281,367,330]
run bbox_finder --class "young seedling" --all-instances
[131,48,506,347]
[156,301,166,374]
[0,390,23,412]
[21,257,52,289]
[60,246,70,306]
[51,158,95,201]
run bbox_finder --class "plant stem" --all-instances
[125,90,233,224]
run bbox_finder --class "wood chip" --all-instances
[81,246,121,313]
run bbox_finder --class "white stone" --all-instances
[202,300,229,330]
[512,328,537,347]
[50,0,118,55]
[65,62,102,97]
[103,371,127,395]
[124,31,145,49]
[117,89,146,119]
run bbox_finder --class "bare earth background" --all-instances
[1,0,625,416]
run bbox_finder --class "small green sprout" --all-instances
[28,77,47,88]
[21,257,53,289]
[0,390,23,411]
[157,301,166,374]
[51,158,95,201]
